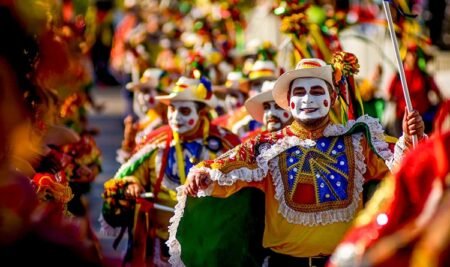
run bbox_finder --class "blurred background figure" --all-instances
[358,64,385,122]
[91,0,119,86]
[386,44,443,136]
[0,2,102,266]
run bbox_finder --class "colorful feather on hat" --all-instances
[331,51,363,122]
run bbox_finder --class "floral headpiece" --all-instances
[331,51,362,121]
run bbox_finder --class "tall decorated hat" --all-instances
[273,58,333,110]
[245,80,276,122]
[155,76,217,107]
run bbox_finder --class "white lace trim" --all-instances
[188,137,317,189]
[256,136,318,172]
[387,134,428,170]
[166,186,188,267]
[189,165,266,190]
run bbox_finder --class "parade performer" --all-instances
[174,55,425,267]
[101,76,241,266]
[213,42,278,138]
[386,43,443,136]
[117,68,170,163]
[231,57,278,137]
[212,71,250,128]
[243,80,293,139]
[329,101,449,267]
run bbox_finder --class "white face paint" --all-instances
[289,78,331,123]
[135,87,157,114]
[263,101,292,132]
[167,101,200,134]
[249,80,265,97]
[225,91,246,111]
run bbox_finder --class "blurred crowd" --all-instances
[0,0,449,267]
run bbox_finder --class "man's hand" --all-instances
[402,109,425,145]
[184,171,212,196]
[125,183,145,199]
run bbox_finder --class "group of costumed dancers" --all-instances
[0,0,449,267]
[99,2,449,267]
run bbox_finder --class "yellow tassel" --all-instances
[398,0,411,14]
[172,131,186,184]
[202,117,210,144]
[354,85,365,116]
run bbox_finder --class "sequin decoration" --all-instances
[281,135,354,212]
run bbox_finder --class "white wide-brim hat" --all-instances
[126,68,164,91]
[155,76,217,108]
[248,60,278,82]
[273,58,334,110]
[245,81,276,122]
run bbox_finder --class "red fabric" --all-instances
[292,183,316,204]
[387,68,440,118]
[211,114,230,128]
[434,99,450,133]
[329,131,450,267]
[110,13,137,72]
[242,128,264,142]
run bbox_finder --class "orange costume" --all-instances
[168,115,409,264]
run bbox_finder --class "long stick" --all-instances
[382,1,418,147]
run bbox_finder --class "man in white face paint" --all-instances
[116,68,169,164]
[101,76,240,266]
[243,80,293,139]
[180,56,426,267]
[222,60,278,138]
[212,71,250,131]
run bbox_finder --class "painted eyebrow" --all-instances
[310,85,326,90]
[292,86,306,91]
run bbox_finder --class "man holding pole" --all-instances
[171,54,425,267]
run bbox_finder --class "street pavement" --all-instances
[87,85,127,267]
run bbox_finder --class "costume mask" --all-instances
[263,101,292,132]
[168,101,199,134]
[289,78,331,123]
[135,86,156,115]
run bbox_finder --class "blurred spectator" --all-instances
[91,0,119,86]
[109,1,140,121]
[0,4,102,266]
[386,44,443,136]
[425,0,448,50]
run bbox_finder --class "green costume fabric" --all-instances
[177,188,266,267]
[363,98,385,122]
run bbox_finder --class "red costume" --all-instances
[329,127,450,267]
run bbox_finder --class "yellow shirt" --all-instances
[203,121,390,257]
